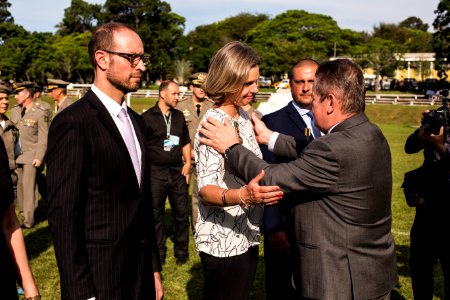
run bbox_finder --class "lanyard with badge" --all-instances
[163,111,180,151]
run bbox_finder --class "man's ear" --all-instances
[327,94,335,114]
[95,50,109,71]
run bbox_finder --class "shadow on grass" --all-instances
[24,225,53,260]
[186,262,203,300]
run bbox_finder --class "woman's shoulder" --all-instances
[203,107,227,121]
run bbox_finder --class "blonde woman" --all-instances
[194,41,282,299]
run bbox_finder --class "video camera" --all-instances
[421,89,450,135]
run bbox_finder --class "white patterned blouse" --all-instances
[194,107,263,257]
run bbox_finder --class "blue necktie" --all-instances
[307,111,321,139]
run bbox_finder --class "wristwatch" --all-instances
[224,143,240,159]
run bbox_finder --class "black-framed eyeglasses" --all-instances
[102,50,150,67]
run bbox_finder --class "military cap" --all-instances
[12,81,35,94]
[0,84,12,94]
[189,72,207,86]
[47,79,70,91]
[33,83,43,92]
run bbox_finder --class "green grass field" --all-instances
[17,101,446,299]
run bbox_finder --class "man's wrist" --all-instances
[224,143,240,159]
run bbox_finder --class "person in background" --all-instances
[142,80,191,266]
[0,84,19,186]
[46,79,73,114]
[404,112,450,300]
[260,58,319,300]
[33,83,53,120]
[46,22,163,299]
[1,138,40,300]
[195,41,282,300]
[32,83,52,203]
[177,72,214,233]
[10,81,49,229]
[198,58,398,299]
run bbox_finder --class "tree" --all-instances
[187,13,268,72]
[399,16,430,32]
[0,0,13,23]
[246,10,350,77]
[372,23,410,44]
[433,0,450,79]
[171,59,191,85]
[355,37,403,91]
[101,0,186,82]
[56,0,102,35]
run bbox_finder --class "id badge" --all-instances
[169,135,180,146]
[163,139,173,151]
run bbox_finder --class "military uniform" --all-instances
[56,96,73,114]
[10,101,49,228]
[0,116,19,185]
[47,79,73,114]
[176,73,214,232]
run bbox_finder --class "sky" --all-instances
[8,0,440,34]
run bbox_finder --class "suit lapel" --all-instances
[86,90,140,188]
[286,102,308,134]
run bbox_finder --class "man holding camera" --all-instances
[404,97,450,299]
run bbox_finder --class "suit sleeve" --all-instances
[227,139,339,196]
[46,114,96,298]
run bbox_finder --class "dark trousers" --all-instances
[410,205,449,300]
[200,246,259,300]
[150,165,189,260]
[264,232,296,300]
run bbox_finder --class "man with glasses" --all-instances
[10,81,49,229]
[46,22,162,300]
[177,72,213,233]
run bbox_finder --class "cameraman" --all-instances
[405,110,450,299]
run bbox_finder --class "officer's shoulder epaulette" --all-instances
[205,98,214,104]
[35,103,48,112]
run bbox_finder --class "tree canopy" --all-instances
[0,0,444,83]
[433,0,450,79]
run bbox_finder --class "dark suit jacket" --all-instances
[227,113,398,299]
[260,101,312,234]
[46,90,161,300]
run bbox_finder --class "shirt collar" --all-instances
[91,84,127,117]
[291,100,311,117]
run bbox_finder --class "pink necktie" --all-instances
[118,108,141,185]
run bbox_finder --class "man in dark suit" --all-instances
[46,22,163,300]
[260,59,318,300]
[198,59,398,299]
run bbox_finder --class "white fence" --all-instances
[66,87,437,107]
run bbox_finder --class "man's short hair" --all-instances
[314,59,365,114]
[88,22,138,68]
[159,80,177,96]
[289,58,319,79]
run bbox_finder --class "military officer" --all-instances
[10,81,49,228]
[176,72,213,232]
[33,83,52,202]
[46,79,73,114]
[33,83,53,119]
[0,84,19,185]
